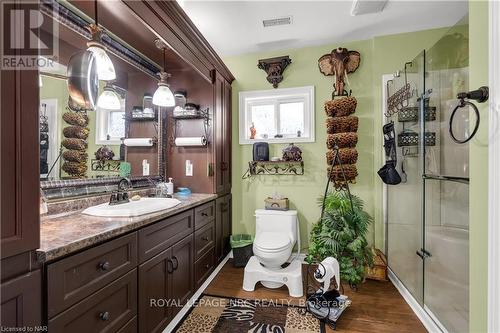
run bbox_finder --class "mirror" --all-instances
[38,5,164,182]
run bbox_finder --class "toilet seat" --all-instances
[254,232,291,252]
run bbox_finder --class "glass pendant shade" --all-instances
[87,43,116,81]
[97,84,121,110]
[153,72,175,107]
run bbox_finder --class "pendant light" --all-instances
[97,81,121,110]
[87,0,116,81]
[153,40,175,107]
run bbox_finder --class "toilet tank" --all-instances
[255,209,298,243]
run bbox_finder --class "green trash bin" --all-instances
[230,234,253,267]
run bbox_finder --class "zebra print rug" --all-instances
[174,294,320,333]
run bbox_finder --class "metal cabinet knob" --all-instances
[201,236,209,241]
[201,212,208,217]
[99,311,110,321]
[98,261,110,271]
[205,264,210,269]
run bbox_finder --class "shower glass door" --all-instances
[423,17,470,333]
[386,51,426,305]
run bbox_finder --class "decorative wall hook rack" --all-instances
[257,56,292,88]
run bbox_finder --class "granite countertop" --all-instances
[37,193,217,263]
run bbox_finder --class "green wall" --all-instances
[469,2,489,332]
[225,27,448,252]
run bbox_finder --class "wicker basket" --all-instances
[63,126,90,139]
[62,150,88,163]
[326,116,359,134]
[398,106,437,122]
[62,138,88,151]
[326,148,358,165]
[397,131,436,147]
[62,161,87,177]
[366,248,388,281]
[324,96,357,117]
[327,164,358,184]
[327,133,358,149]
[63,112,89,127]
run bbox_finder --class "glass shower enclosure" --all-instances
[385,16,469,333]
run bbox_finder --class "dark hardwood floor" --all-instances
[204,259,427,333]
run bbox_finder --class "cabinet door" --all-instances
[222,194,232,257]
[222,80,232,193]
[1,64,40,259]
[170,235,194,317]
[214,72,225,194]
[215,194,232,262]
[138,248,173,333]
[1,270,41,329]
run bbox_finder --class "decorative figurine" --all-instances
[282,143,303,162]
[95,145,115,161]
[250,122,256,139]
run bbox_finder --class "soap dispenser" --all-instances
[166,178,174,196]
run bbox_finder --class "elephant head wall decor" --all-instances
[318,47,361,97]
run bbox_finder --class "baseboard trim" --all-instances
[387,268,445,333]
[163,252,232,333]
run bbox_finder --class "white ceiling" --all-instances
[180,1,468,57]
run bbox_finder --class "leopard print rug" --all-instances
[175,295,320,333]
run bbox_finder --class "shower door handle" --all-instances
[416,248,432,259]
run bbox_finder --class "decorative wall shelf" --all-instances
[248,161,304,177]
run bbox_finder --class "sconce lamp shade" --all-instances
[87,43,116,81]
[97,83,121,110]
[153,72,175,107]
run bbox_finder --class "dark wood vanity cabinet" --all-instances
[215,194,232,262]
[138,234,194,333]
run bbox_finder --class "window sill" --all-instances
[239,137,315,145]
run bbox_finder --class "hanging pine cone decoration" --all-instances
[62,162,87,177]
[62,150,88,163]
[324,96,357,117]
[62,138,88,151]
[326,148,358,165]
[63,126,90,139]
[63,111,89,127]
[327,133,358,149]
[326,116,359,134]
[328,164,358,188]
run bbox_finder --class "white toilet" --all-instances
[242,209,303,297]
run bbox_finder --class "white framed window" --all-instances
[239,86,315,144]
[95,91,126,145]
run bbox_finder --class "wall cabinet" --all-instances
[214,72,232,195]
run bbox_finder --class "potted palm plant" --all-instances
[306,191,373,289]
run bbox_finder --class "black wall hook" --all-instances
[457,86,489,103]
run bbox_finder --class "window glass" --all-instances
[107,110,125,139]
[279,101,304,136]
[251,104,276,138]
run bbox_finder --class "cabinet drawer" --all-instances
[138,210,194,262]
[194,221,215,260]
[48,269,137,333]
[47,233,138,317]
[194,249,215,288]
[117,316,137,333]
[194,201,215,229]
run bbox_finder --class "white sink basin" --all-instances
[82,197,181,217]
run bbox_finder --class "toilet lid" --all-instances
[254,232,291,251]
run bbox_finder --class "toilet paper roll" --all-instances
[175,136,207,147]
[123,138,154,147]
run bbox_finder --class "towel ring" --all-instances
[449,99,480,144]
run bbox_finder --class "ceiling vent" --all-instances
[262,16,292,28]
[351,0,388,16]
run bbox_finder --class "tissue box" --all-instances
[265,197,289,211]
